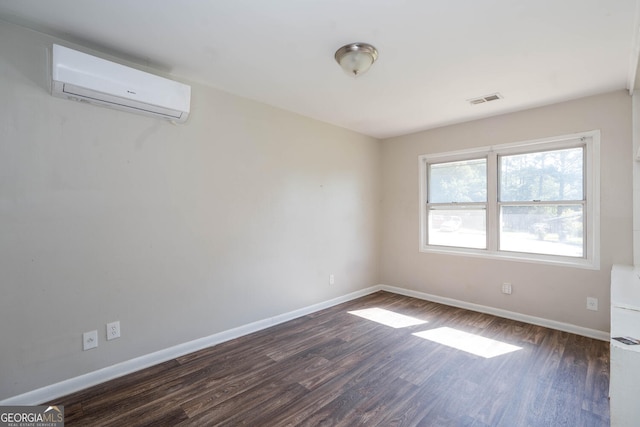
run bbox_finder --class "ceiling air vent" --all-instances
[468,93,503,105]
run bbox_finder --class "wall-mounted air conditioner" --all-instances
[51,44,191,123]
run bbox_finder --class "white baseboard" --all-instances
[0,286,381,406]
[378,284,610,341]
[1,283,608,405]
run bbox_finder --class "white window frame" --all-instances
[418,130,600,269]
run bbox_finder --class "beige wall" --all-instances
[0,21,381,400]
[381,90,632,333]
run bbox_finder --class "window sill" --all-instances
[419,245,600,270]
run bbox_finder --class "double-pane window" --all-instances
[498,147,584,257]
[427,158,487,249]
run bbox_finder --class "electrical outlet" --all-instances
[501,283,512,295]
[83,330,98,351]
[106,321,121,340]
[329,274,335,285]
[586,297,598,311]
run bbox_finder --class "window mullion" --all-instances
[486,151,498,252]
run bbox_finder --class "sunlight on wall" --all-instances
[413,327,522,358]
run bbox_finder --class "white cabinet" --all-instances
[610,265,640,427]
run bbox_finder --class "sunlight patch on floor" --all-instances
[413,327,522,358]
[348,307,428,328]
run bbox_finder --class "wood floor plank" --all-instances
[50,291,610,426]
[334,377,417,427]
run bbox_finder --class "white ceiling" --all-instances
[0,0,638,139]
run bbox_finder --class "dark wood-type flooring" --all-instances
[52,291,610,426]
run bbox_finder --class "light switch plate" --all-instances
[83,330,98,350]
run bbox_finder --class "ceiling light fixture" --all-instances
[334,43,378,77]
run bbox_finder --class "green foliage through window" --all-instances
[429,158,487,203]
[499,147,583,202]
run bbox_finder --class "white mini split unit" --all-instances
[51,44,191,123]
